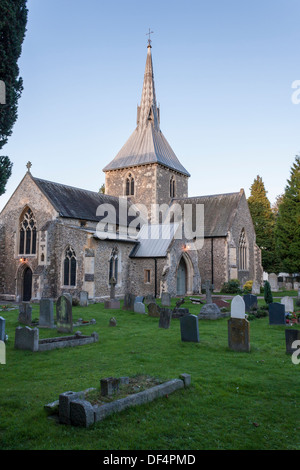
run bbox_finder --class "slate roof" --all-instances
[32,176,135,225]
[103,45,190,177]
[130,223,179,258]
[172,191,244,238]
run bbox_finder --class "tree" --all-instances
[264,280,273,305]
[0,0,28,195]
[99,183,105,194]
[247,175,278,273]
[275,155,300,273]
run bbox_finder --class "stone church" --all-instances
[0,42,263,303]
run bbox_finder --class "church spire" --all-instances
[137,39,160,131]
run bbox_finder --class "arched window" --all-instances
[125,173,134,196]
[19,207,37,255]
[109,247,118,284]
[170,176,176,198]
[238,229,247,270]
[63,246,76,286]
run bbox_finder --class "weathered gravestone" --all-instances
[251,281,261,295]
[135,296,144,304]
[161,292,171,307]
[199,281,222,319]
[39,299,54,328]
[281,296,294,313]
[180,314,199,343]
[268,273,278,292]
[109,317,117,327]
[79,291,89,307]
[159,308,172,329]
[285,329,300,355]
[122,293,136,311]
[293,282,299,291]
[243,294,257,313]
[56,295,73,333]
[268,303,286,325]
[285,282,293,291]
[228,295,250,352]
[144,294,155,306]
[0,317,5,342]
[134,301,146,314]
[18,302,32,325]
[14,326,39,352]
[147,302,160,317]
[230,295,246,319]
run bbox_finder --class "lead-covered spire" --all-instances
[137,44,160,131]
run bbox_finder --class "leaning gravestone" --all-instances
[281,296,294,313]
[159,308,172,329]
[228,295,250,352]
[0,317,5,342]
[134,302,146,314]
[161,292,171,307]
[79,291,89,307]
[243,294,257,313]
[268,303,286,325]
[18,302,32,325]
[56,295,73,333]
[180,314,199,343]
[39,299,54,328]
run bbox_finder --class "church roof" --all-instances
[103,44,190,177]
[172,191,244,238]
[32,176,135,225]
[130,223,179,258]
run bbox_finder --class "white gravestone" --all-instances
[231,295,246,319]
[281,296,294,313]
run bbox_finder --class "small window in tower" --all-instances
[125,173,135,196]
[170,176,176,198]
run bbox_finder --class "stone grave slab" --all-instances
[39,299,54,328]
[161,292,171,307]
[281,296,294,313]
[56,295,73,333]
[134,301,146,314]
[18,302,32,325]
[159,308,172,329]
[147,302,160,317]
[180,314,199,343]
[269,303,286,325]
[243,294,258,313]
[230,295,246,319]
[228,318,250,352]
[79,291,89,307]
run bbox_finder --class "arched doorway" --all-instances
[23,266,32,301]
[177,257,187,296]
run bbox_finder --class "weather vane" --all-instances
[146,28,154,46]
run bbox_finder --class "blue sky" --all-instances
[1,0,300,211]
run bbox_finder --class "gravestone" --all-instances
[134,301,146,314]
[123,293,136,311]
[230,295,246,319]
[268,273,278,292]
[79,291,89,307]
[203,280,213,304]
[109,317,117,327]
[161,292,171,307]
[62,293,72,304]
[285,282,293,291]
[18,302,32,325]
[285,329,300,354]
[56,295,73,333]
[281,296,294,313]
[104,277,120,309]
[0,317,5,342]
[14,326,39,352]
[147,302,160,317]
[251,281,260,295]
[212,297,230,309]
[298,289,300,299]
[159,308,172,329]
[135,296,144,304]
[268,303,286,325]
[172,308,190,318]
[180,314,199,343]
[144,294,155,305]
[228,317,250,352]
[243,294,257,313]
[100,377,120,396]
[293,282,299,291]
[39,299,54,328]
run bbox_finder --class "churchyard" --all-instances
[0,292,299,450]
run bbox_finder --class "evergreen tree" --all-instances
[247,175,278,273]
[264,280,273,305]
[0,0,28,195]
[275,155,300,273]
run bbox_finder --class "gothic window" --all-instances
[19,208,37,255]
[63,246,76,286]
[238,229,248,270]
[109,247,118,283]
[125,173,134,196]
[170,176,176,198]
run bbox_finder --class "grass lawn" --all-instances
[0,296,299,451]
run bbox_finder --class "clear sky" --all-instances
[1,0,300,211]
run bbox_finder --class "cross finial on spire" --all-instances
[26,161,32,173]
[146,28,154,47]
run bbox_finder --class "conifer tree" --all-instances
[247,175,278,273]
[275,155,300,273]
[0,0,28,195]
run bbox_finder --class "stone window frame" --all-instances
[62,245,77,288]
[124,172,135,196]
[144,269,151,284]
[109,246,119,285]
[170,176,176,198]
[18,206,37,256]
[238,228,248,271]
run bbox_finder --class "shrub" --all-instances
[243,280,253,293]
[264,280,273,305]
[220,279,242,294]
